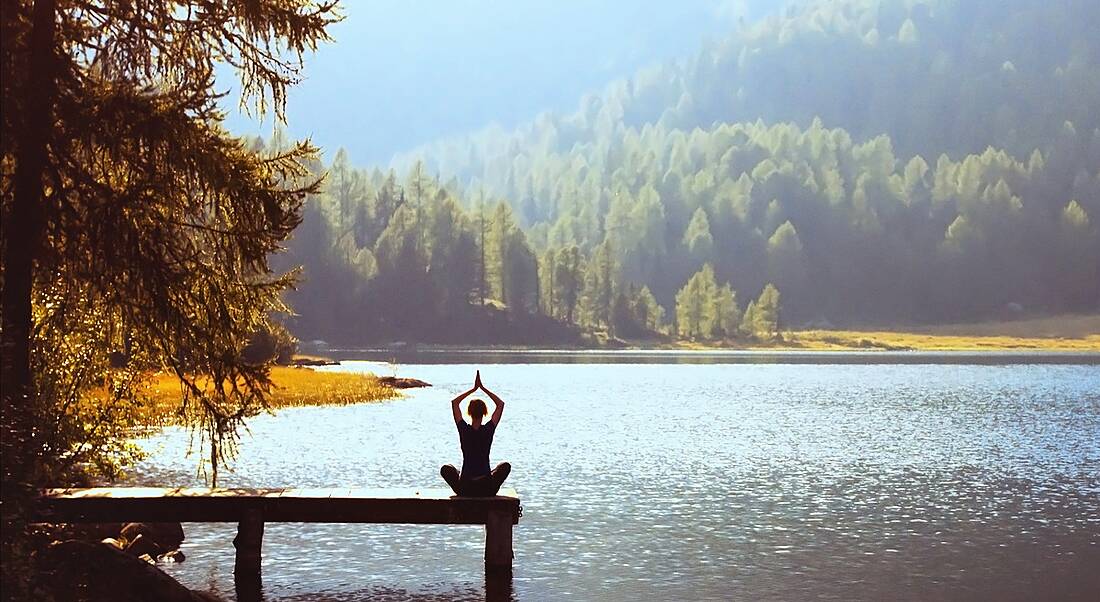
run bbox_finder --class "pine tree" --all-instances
[540,249,557,318]
[713,283,742,339]
[554,246,583,325]
[675,264,719,339]
[755,284,782,339]
[581,242,614,329]
[0,3,341,578]
[632,285,665,334]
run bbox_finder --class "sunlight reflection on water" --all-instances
[131,359,1100,601]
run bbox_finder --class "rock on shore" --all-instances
[29,521,206,600]
[35,540,217,602]
[377,375,431,388]
[120,521,185,555]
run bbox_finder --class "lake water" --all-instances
[132,352,1100,601]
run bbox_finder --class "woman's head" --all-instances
[467,398,488,421]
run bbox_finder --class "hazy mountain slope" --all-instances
[393,0,1100,188]
[219,0,793,164]
[275,0,1099,343]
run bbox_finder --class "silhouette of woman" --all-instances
[440,370,511,496]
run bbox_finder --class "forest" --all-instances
[2,1,1097,599]
[279,0,1099,345]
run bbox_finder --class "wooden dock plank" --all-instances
[34,487,521,525]
[35,486,522,579]
[41,486,519,500]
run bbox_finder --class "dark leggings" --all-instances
[440,462,511,496]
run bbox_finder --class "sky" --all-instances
[218,0,783,164]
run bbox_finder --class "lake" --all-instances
[132,352,1100,601]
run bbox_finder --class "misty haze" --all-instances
[2,1,1097,601]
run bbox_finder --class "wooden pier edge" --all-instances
[35,487,522,578]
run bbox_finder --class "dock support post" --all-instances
[233,508,264,601]
[485,508,513,575]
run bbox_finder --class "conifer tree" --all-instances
[1,0,340,591]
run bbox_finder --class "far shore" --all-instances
[767,313,1100,351]
[309,314,1100,354]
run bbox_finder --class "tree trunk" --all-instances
[2,0,56,488]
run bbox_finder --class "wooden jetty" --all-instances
[35,487,522,578]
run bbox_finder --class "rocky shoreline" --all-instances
[30,521,214,601]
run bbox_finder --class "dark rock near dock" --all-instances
[377,375,431,388]
[121,521,185,551]
[31,521,185,559]
[123,532,162,558]
[35,540,216,602]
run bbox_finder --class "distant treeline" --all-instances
[273,0,1099,344]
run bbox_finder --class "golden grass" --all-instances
[788,314,1100,351]
[894,314,1100,339]
[662,314,1100,351]
[786,330,1100,351]
[259,366,398,407]
[143,366,399,425]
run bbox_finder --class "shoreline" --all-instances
[313,334,1100,355]
[308,314,1100,354]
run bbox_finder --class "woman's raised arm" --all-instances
[450,383,477,424]
[483,385,505,425]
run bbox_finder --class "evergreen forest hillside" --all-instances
[274,0,1100,345]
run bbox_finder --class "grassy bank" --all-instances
[785,330,1100,351]
[142,366,399,425]
[788,314,1100,351]
[665,314,1100,351]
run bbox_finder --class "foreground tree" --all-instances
[1,0,339,592]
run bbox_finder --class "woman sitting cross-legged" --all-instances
[441,370,511,496]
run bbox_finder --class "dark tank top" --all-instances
[457,419,496,479]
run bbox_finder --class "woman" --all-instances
[441,370,511,496]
